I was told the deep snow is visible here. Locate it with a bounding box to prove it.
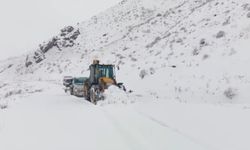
[1,82,250,150]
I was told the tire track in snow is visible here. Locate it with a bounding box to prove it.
[136,110,218,150]
[101,109,149,150]
[101,106,214,150]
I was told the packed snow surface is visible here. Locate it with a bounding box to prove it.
[1,83,250,150]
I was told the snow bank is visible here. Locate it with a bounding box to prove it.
[99,86,135,106]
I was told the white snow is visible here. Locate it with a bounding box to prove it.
[1,82,250,150]
[1,0,250,149]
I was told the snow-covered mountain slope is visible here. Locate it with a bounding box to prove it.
[1,0,250,103]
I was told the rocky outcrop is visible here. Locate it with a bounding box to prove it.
[25,26,80,67]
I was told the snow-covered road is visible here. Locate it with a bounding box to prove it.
[0,83,250,150]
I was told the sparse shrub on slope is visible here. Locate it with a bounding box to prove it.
[216,31,225,38]
[224,88,237,100]
[0,103,8,109]
[139,69,148,79]
[247,12,250,18]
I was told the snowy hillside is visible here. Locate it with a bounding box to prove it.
[1,0,250,150]
[1,0,250,103]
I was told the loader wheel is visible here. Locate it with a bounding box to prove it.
[70,88,73,95]
[83,84,90,101]
[90,87,97,105]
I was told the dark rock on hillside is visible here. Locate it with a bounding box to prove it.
[39,37,58,53]
[25,26,80,67]
[34,50,45,63]
[25,56,33,67]
[70,30,80,40]
[61,26,74,34]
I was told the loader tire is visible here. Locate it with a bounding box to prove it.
[70,88,73,95]
[90,87,97,105]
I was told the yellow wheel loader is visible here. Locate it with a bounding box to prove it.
[83,60,125,104]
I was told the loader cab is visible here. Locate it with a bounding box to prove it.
[89,64,115,85]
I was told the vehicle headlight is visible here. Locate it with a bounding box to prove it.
[74,86,82,92]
